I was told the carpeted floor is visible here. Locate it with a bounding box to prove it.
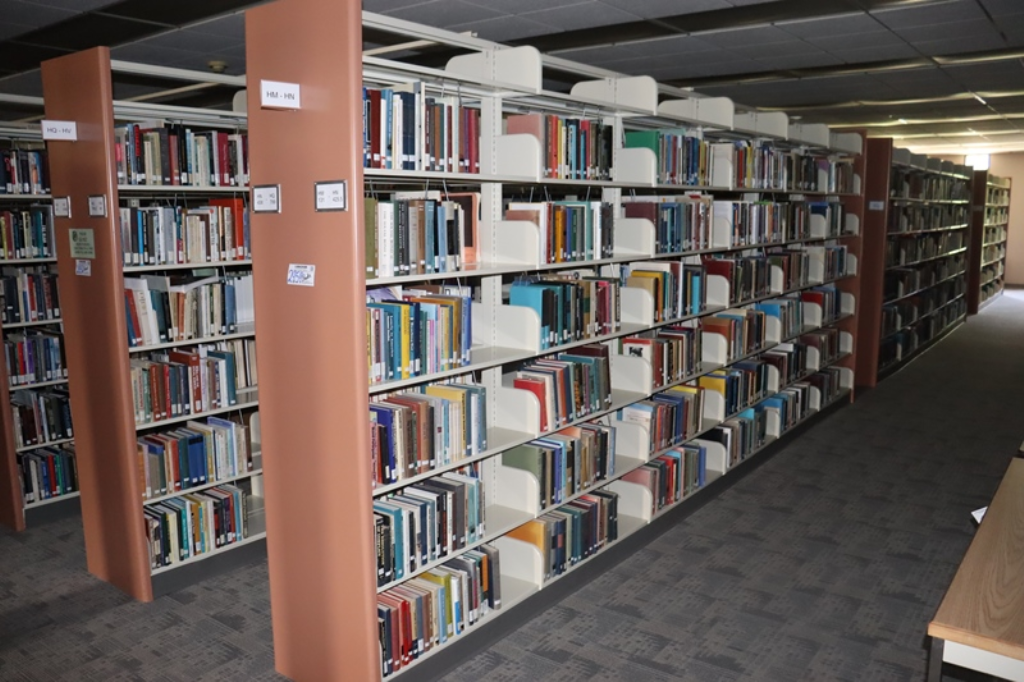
[1,292,1022,682]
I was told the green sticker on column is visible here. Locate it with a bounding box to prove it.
[70,229,95,259]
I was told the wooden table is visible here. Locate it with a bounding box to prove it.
[928,458,1024,681]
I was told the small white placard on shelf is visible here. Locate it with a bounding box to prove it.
[75,259,91,277]
[315,181,347,211]
[87,195,107,217]
[287,263,315,287]
[868,200,885,211]
[253,185,281,213]
[69,228,95,259]
[53,197,71,218]
[41,120,77,141]
[260,80,301,110]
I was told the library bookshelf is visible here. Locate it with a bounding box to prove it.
[856,139,972,388]
[39,49,261,600]
[969,171,1010,313]
[0,126,80,531]
[245,1,865,680]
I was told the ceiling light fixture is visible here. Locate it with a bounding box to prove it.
[974,94,987,105]
[898,118,908,124]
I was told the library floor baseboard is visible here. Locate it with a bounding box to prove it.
[876,316,966,384]
[23,493,80,526]
[150,534,267,598]
[392,395,850,682]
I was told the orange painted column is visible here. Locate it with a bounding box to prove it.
[855,137,893,388]
[246,0,379,679]
[41,48,151,600]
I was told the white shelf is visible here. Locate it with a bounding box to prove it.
[124,259,252,273]
[8,378,68,391]
[150,495,266,576]
[2,318,62,329]
[143,465,264,506]
[118,184,248,194]
[23,490,80,509]
[128,328,256,353]
[16,436,74,454]
[136,395,259,431]
[0,194,51,201]
[0,257,57,265]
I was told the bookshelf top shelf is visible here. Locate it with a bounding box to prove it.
[117,184,248,194]
[889,197,970,205]
[0,194,52,201]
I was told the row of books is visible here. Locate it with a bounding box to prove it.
[624,129,716,186]
[887,204,968,234]
[505,489,619,581]
[622,325,701,388]
[374,468,484,585]
[621,261,706,322]
[1,267,61,325]
[506,200,615,265]
[506,113,613,181]
[985,206,1009,224]
[115,124,249,187]
[757,295,804,341]
[119,200,249,266]
[704,308,768,360]
[138,414,256,501]
[367,285,472,385]
[18,445,78,504]
[621,445,705,514]
[705,256,771,304]
[364,194,479,279]
[802,328,843,366]
[378,544,500,678]
[885,232,965,268]
[763,342,808,387]
[890,168,969,202]
[512,348,613,433]
[0,207,55,260]
[509,275,621,349]
[11,387,72,449]
[983,225,1007,245]
[370,380,488,487]
[502,422,616,509]
[623,196,713,254]
[884,257,966,302]
[620,384,705,453]
[130,341,257,425]
[1,149,48,195]
[789,154,856,194]
[702,361,772,418]
[880,298,966,369]
[769,249,811,292]
[882,279,967,337]
[124,273,255,348]
[363,86,482,174]
[145,482,252,569]
[5,331,66,386]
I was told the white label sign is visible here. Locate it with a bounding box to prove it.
[287,263,315,287]
[253,185,281,213]
[75,259,91,276]
[70,229,96,259]
[87,195,107,217]
[53,197,71,218]
[41,120,78,141]
[260,80,301,110]
[868,200,885,211]
[315,181,347,211]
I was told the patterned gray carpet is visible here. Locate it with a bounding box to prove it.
[1,292,1022,682]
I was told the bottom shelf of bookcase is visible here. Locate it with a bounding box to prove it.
[877,315,966,383]
[979,290,1003,311]
[385,390,853,682]
[150,496,267,598]
[23,491,81,525]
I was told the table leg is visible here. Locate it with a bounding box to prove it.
[928,637,944,681]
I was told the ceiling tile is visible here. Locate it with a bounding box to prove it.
[0,22,33,42]
[803,30,906,51]
[181,12,244,41]
[598,0,730,19]
[697,25,796,48]
[913,34,1009,56]
[364,0,435,11]
[382,0,507,25]
[517,1,642,31]
[777,12,884,39]
[872,0,986,29]
[895,18,1003,43]
[0,0,77,27]
[447,15,554,41]
[461,0,580,13]
[108,42,198,66]
[0,71,43,97]
[138,27,244,53]
[615,35,721,58]
[30,0,113,10]
[980,0,1024,17]
[827,44,922,63]
[751,53,846,70]
[731,40,827,59]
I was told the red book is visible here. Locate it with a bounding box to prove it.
[168,350,202,413]
[209,198,246,259]
[369,89,382,169]
[124,291,143,346]
[514,377,549,432]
